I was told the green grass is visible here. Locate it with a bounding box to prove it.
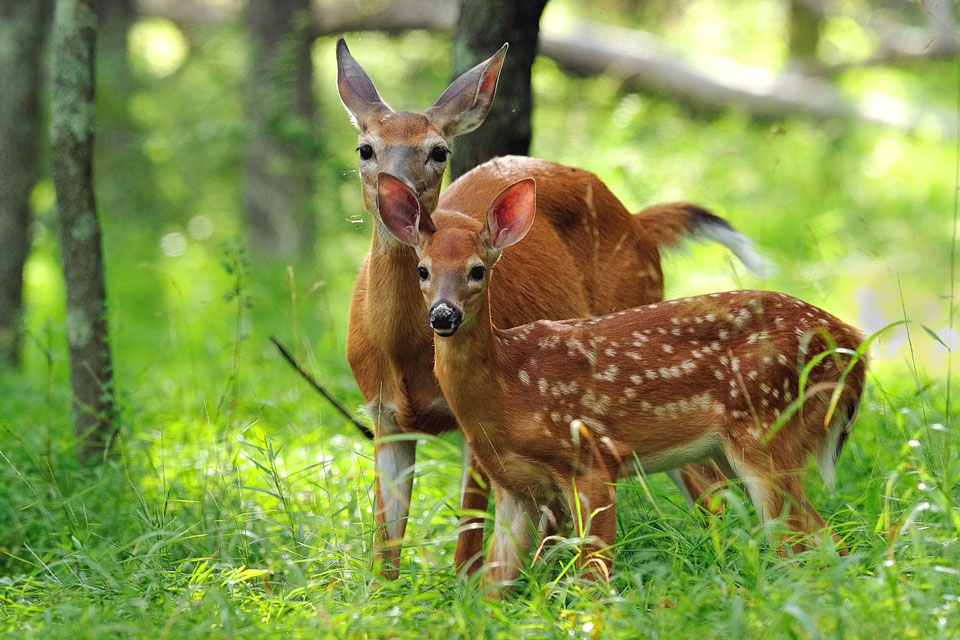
[2,19,959,640]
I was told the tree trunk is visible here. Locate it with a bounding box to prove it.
[449,0,549,180]
[242,0,316,257]
[0,1,50,368]
[50,0,117,461]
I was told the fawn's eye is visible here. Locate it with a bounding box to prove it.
[417,266,430,281]
[358,144,374,160]
[469,265,486,281]
[430,146,449,163]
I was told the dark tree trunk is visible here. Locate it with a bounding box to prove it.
[788,0,822,63]
[449,0,548,180]
[242,0,316,257]
[0,1,51,368]
[50,0,117,461]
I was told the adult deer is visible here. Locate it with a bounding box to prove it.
[336,38,770,578]
[377,173,866,593]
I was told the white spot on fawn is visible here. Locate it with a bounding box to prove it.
[581,389,611,415]
[519,370,531,386]
[594,364,619,382]
[566,338,598,366]
[539,335,561,350]
[551,380,580,397]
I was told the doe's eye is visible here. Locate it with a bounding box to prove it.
[469,265,486,281]
[430,146,449,163]
[358,144,374,160]
[417,266,430,281]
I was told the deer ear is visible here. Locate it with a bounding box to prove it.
[484,178,536,250]
[336,37,393,131]
[377,173,436,246]
[423,43,508,138]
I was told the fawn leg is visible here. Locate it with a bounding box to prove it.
[671,462,729,514]
[720,448,844,557]
[767,473,846,556]
[374,435,416,579]
[454,438,490,577]
[571,479,617,581]
[485,489,539,596]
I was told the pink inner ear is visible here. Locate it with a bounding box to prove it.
[489,179,536,249]
[479,60,501,98]
[479,45,506,99]
[377,173,423,246]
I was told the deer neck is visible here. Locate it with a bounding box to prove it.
[365,225,433,360]
[434,293,508,439]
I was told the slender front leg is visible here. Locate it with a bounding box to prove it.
[669,461,728,514]
[454,438,490,577]
[571,477,617,581]
[374,433,417,579]
[485,489,538,597]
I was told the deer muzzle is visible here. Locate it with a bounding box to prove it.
[429,302,462,336]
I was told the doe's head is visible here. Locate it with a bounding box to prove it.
[376,172,536,336]
[336,37,508,217]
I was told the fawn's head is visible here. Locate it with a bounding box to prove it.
[376,172,536,336]
[337,38,508,218]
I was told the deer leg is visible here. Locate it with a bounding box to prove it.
[485,489,538,597]
[766,473,846,556]
[539,497,572,539]
[454,438,490,577]
[374,436,416,579]
[671,462,729,514]
[720,446,844,557]
[571,477,616,581]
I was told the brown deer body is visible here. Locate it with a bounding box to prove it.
[336,38,770,578]
[376,174,867,591]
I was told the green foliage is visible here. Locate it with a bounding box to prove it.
[2,10,958,639]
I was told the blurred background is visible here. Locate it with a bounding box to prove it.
[0,0,957,632]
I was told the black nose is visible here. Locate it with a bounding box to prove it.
[429,302,462,335]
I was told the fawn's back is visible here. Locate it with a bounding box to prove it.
[450,291,865,487]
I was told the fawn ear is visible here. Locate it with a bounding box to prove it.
[424,43,508,138]
[377,173,436,246]
[484,178,536,250]
[336,37,393,131]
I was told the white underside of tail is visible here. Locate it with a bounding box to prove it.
[697,222,778,278]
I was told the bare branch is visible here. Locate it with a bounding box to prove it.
[140,0,955,136]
